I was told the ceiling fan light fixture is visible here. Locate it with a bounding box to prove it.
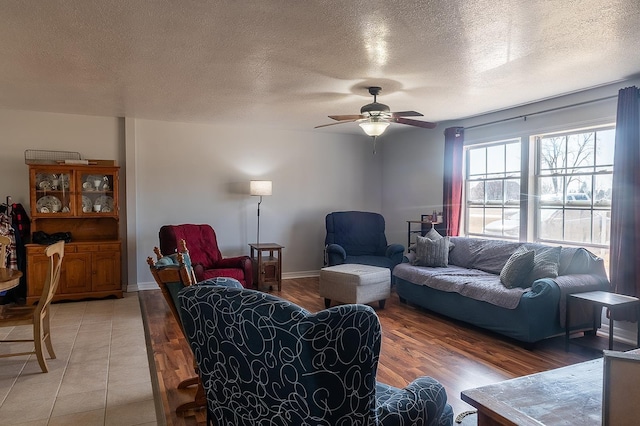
[359,119,390,137]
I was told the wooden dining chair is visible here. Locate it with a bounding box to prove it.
[147,239,205,414]
[0,240,64,373]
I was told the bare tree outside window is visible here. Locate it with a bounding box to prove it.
[536,127,614,270]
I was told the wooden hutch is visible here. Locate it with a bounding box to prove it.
[25,161,122,304]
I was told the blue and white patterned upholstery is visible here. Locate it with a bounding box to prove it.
[179,285,453,426]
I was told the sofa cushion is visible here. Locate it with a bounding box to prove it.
[414,235,450,267]
[500,246,536,289]
[449,237,523,274]
[529,246,561,283]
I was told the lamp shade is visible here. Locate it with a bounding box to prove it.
[250,180,272,196]
[359,120,390,137]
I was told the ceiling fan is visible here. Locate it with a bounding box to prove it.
[315,86,437,138]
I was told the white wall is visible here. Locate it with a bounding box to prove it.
[0,110,123,208]
[4,77,640,292]
[380,126,448,247]
[132,119,382,287]
[0,109,384,289]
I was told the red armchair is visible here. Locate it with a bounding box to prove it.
[159,224,253,288]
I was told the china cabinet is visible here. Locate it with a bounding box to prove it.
[25,163,122,304]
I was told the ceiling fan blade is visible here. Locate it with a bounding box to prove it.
[390,111,423,118]
[392,117,437,129]
[314,119,359,129]
[328,114,365,121]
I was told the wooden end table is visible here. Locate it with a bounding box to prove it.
[249,243,283,291]
[566,291,640,351]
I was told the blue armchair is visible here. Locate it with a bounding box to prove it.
[179,284,453,425]
[325,211,405,270]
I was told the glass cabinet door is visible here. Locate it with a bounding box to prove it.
[33,170,73,216]
[78,170,117,216]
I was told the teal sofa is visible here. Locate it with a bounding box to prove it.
[393,237,610,344]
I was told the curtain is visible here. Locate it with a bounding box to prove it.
[442,127,464,236]
[609,86,640,321]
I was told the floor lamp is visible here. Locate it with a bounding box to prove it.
[250,180,272,246]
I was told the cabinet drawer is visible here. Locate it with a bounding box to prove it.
[27,244,77,254]
[76,243,120,253]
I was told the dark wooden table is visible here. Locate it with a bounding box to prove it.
[566,291,640,351]
[462,348,640,425]
[249,243,284,291]
[0,268,22,292]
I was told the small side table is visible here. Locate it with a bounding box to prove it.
[566,291,640,351]
[249,243,284,291]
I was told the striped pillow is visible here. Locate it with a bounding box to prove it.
[415,235,450,267]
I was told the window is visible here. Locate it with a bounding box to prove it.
[463,125,614,270]
[465,139,522,239]
[536,127,614,263]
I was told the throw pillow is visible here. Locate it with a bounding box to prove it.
[425,228,443,241]
[424,227,455,250]
[500,246,535,289]
[528,246,562,283]
[414,235,450,267]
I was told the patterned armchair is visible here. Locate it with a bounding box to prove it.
[325,211,405,270]
[179,284,453,426]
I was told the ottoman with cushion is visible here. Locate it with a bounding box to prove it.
[320,264,391,309]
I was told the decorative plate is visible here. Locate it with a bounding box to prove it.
[36,195,62,213]
[82,196,93,213]
[94,195,114,212]
[82,181,92,190]
[35,173,54,190]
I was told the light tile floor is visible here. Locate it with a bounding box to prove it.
[0,293,159,426]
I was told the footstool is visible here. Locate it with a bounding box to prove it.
[319,264,390,309]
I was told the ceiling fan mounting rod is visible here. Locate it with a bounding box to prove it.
[368,86,382,102]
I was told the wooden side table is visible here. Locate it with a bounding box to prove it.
[566,290,640,351]
[249,243,283,291]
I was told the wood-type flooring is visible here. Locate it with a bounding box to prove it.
[139,276,600,426]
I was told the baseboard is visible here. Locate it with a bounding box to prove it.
[282,270,320,279]
[128,281,158,292]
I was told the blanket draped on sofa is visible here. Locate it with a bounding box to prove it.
[394,237,610,343]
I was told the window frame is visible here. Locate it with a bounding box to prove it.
[533,125,614,250]
[464,138,523,240]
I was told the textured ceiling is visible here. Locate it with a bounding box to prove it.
[1,0,639,134]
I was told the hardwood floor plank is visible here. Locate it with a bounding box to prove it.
[140,276,599,424]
